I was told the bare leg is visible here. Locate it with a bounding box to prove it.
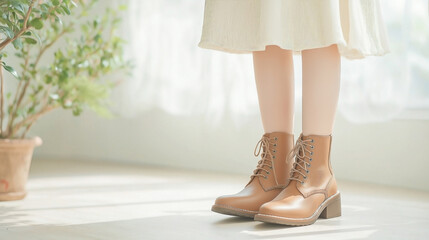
[302,44,341,136]
[252,45,295,134]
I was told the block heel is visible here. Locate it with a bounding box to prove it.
[320,193,341,219]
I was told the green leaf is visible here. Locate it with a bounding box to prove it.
[45,75,53,84]
[72,106,83,116]
[0,26,14,39]
[94,34,101,43]
[61,6,71,15]
[40,3,49,11]
[14,6,24,14]
[16,108,26,118]
[25,38,37,44]
[56,7,64,15]
[30,18,44,30]
[12,38,23,49]
[54,15,63,25]
[3,65,19,79]
[93,19,99,28]
[28,106,36,114]
[29,30,41,43]
[52,0,60,6]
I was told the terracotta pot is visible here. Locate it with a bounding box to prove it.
[0,137,42,201]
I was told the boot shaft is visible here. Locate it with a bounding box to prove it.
[290,133,337,197]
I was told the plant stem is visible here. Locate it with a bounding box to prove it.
[8,78,30,134]
[34,28,68,68]
[0,0,36,51]
[0,64,4,137]
[6,47,29,132]
[21,121,34,139]
[8,27,69,135]
[9,105,55,138]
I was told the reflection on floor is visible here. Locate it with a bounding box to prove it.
[0,159,428,240]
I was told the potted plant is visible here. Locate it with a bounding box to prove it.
[0,0,129,201]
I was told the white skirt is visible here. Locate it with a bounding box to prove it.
[198,0,390,59]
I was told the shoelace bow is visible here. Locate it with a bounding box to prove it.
[251,136,275,179]
[287,137,314,184]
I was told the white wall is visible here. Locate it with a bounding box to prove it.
[18,0,429,192]
[31,106,429,192]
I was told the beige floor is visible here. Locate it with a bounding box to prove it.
[0,159,428,240]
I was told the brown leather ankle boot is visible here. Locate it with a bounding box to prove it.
[211,132,294,218]
[254,133,341,225]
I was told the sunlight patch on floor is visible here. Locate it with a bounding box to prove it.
[1,159,428,240]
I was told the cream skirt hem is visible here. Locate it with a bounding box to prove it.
[198,0,390,60]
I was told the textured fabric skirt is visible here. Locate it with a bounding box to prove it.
[198,0,390,59]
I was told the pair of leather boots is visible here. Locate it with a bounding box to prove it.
[211,132,341,226]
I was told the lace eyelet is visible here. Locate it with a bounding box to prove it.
[274,144,277,147]
[310,152,313,155]
[264,176,268,179]
[310,145,314,149]
[273,156,276,159]
[273,150,276,153]
[301,182,304,185]
[306,170,309,173]
[310,158,313,161]
[304,176,307,179]
[274,137,278,140]
[266,172,270,175]
[311,139,314,143]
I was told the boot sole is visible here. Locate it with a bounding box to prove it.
[254,192,341,226]
[211,204,258,218]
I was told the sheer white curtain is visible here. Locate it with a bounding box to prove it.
[338,0,427,123]
[114,0,426,125]
[113,0,258,127]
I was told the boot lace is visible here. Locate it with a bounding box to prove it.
[287,136,314,184]
[250,135,277,179]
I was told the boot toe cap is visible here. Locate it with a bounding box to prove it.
[214,195,258,212]
[259,200,291,216]
[259,195,325,219]
[259,199,310,218]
